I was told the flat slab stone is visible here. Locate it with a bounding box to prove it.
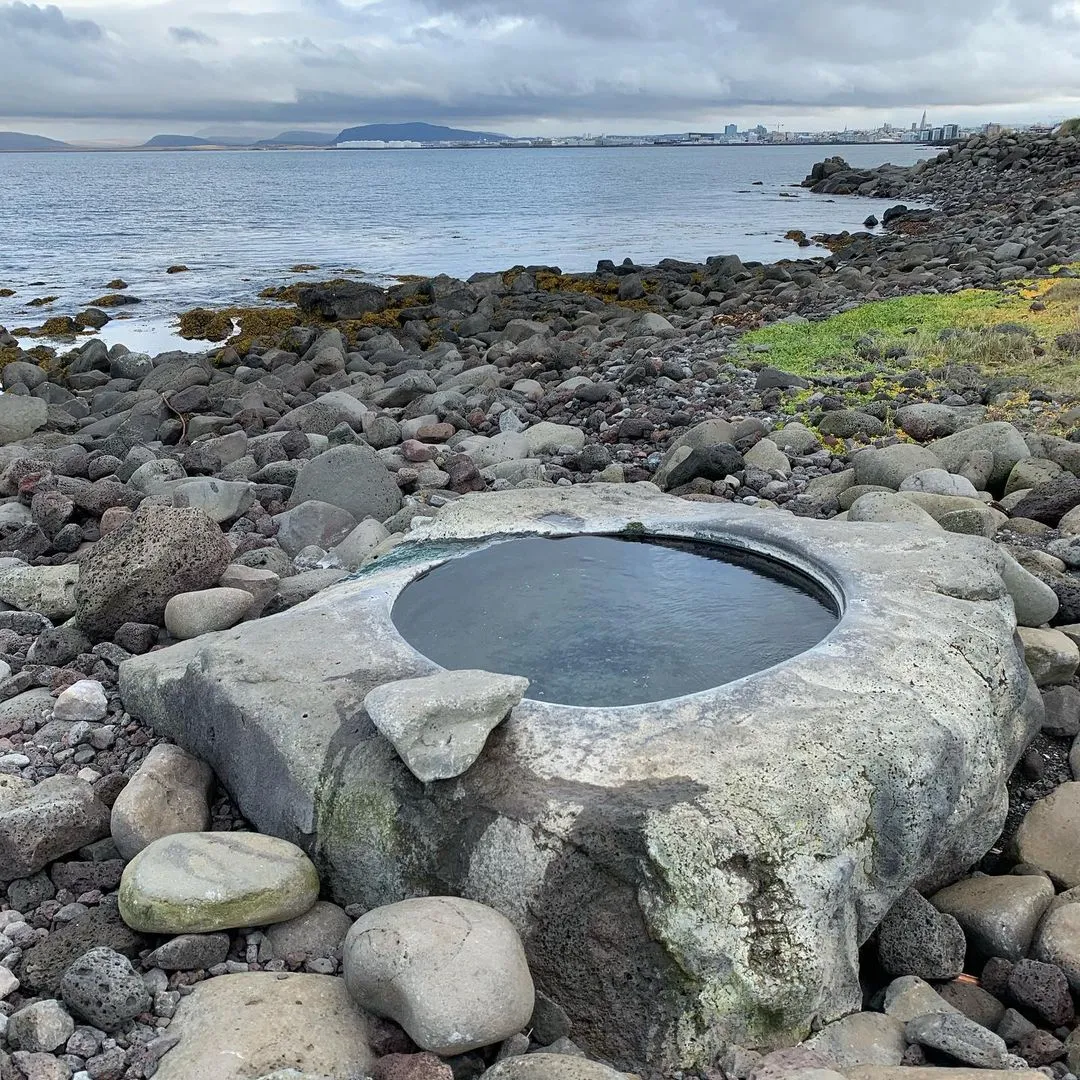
[119,485,1038,1074]
[153,972,374,1080]
[118,831,320,933]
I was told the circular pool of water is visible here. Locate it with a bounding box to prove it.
[391,534,840,707]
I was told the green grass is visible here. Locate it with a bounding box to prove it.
[737,273,1080,391]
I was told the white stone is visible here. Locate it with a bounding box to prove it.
[164,587,254,640]
[524,422,586,456]
[53,680,107,724]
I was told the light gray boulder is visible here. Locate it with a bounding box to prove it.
[343,896,534,1055]
[899,469,979,498]
[0,395,47,445]
[1016,782,1080,887]
[164,587,254,640]
[1000,551,1060,627]
[0,563,79,620]
[167,478,256,523]
[744,439,792,477]
[53,679,107,723]
[273,501,357,558]
[1018,627,1079,686]
[932,874,1054,960]
[847,492,941,528]
[773,423,820,457]
[929,422,1032,491]
[524,422,586,456]
[118,486,1038,1074]
[896,403,985,441]
[364,670,529,782]
[804,1011,906,1066]
[330,519,391,570]
[1032,902,1080,991]
[110,743,214,859]
[481,1057,630,1080]
[219,564,279,618]
[852,444,944,490]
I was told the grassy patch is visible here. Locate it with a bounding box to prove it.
[737,272,1080,390]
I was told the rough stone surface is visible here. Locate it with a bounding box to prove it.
[118,831,320,933]
[0,775,109,877]
[75,506,232,640]
[0,563,79,620]
[364,670,529,782]
[876,888,966,980]
[265,901,353,961]
[6,999,74,1053]
[109,743,214,859]
[0,395,48,445]
[1032,902,1080,992]
[480,1057,629,1080]
[804,1012,906,1066]
[343,896,535,1056]
[904,1012,1008,1068]
[1018,627,1080,686]
[117,486,1038,1074]
[59,946,151,1031]
[153,973,375,1080]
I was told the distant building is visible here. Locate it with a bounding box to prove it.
[754,124,768,136]
[984,123,1004,136]
[943,124,960,140]
[724,124,738,137]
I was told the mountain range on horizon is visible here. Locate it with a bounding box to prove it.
[0,123,511,152]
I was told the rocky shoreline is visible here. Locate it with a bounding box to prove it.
[1,127,1080,1080]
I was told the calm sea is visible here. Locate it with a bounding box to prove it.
[0,144,933,350]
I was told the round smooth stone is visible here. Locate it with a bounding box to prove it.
[118,831,319,933]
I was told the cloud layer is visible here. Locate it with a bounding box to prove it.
[3,0,1080,136]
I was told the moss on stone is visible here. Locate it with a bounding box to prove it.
[27,296,58,307]
[90,293,136,307]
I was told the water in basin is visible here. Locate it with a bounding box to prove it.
[391,534,839,707]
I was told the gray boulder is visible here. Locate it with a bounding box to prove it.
[653,420,735,489]
[153,973,374,1080]
[0,563,79,620]
[0,395,47,445]
[343,896,534,1055]
[904,1011,1008,1068]
[117,486,1038,1074]
[167,478,255,523]
[75,505,231,640]
[364,670,529,782]
[481,1057,629,1080]
[895,403,985,441]
[932,874,1054,960]
[273,501,358,558]
[60,946,151,1031]
[0,774,109,877]
[929,422,1032,491]
[264,901,353,961]
[144,932,230,970]
[288,444,402,523]
[852,444,944,490]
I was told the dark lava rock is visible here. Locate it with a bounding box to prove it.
[1011,476,1080,525]
[756,366,810,391]
[663,444,746,488]
[877,888,966,980]
[19,899,146,995]
[1007,958,1076,1027]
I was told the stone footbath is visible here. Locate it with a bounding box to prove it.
[119,484,1041,1074]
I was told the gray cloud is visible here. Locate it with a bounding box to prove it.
[0,1,101,40]
[168,25,216,45]
[0,0,1078,136]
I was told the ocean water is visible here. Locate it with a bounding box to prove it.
[0,143,933,349]
[392,534,839,706]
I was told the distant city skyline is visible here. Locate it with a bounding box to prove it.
[3,0,1080,143]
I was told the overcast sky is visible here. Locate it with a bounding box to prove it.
[3,0,1080,141]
